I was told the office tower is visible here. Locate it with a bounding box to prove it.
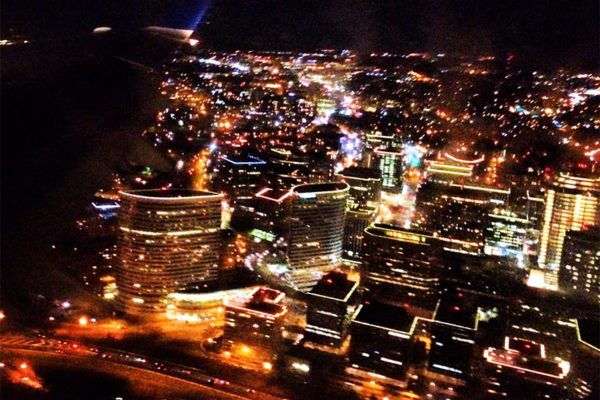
[253,187,293,236]
[428,289,479,379]
[223,287,287,354]
[484,209,529,261]
[418,182,510,255]
[336,167,382,211]
[336,167,381,262]
[116,189,223,314]
[216,154,266,211]
[558,227,600,299]
[424,155,476,184]
[287,182,349,290]
[482,337,571,399]
[343,211,376,262]
[362,223,440,306]
[538,174,600,270]
[305,269,359,347]
[349,301,417,380]
[267,148,311,188]
[373,147,403,192]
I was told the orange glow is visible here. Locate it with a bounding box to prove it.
[78,316,89,326]
[262,361,273,371]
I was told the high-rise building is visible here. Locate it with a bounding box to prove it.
[287,182,349,290]
[482,337,571,399]
[428,289,479,379]
[349,300,417,380]
[215,154,266,211]
[116,189,223,314]
[484,209,529,262]
[223,287,287,354]
[343,210,376,262]
[253,187,293,237]
[418,182,510,255]
[558,227,600,299]
[373,147,403,192]
[336,167,381,262]
[305,269,359,347]
[362,223,440,307]
[336,167,382,211]
[538,174,600,270]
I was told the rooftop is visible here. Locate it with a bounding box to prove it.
[365,223,433,244]
[353,300,415,334]
[121,189,222,200]
[433,289,478,330]
[336,166,381,180]
[308,270,358,302]
[293,182,349,194]
[225,287,287,318]
[566,227,600,244]
[221,154,266,165]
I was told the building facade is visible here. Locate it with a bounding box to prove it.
[362,223,440,306]
[558,227,600,299]
[305,269,359,347]
[116,189,223,314]
[287,182,349,290]
[336,167,381,262]
[538,174,600,270]
[223,287,287,353]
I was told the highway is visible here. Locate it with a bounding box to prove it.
[0,333,284,400]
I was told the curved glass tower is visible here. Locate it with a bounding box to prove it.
[287,182,349,291]
[116,189,223,314]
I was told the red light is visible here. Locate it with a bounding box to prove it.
[453,306,461,311]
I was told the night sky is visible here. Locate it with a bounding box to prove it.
[2,0,599,68]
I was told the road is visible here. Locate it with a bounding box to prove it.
[0,333,284,400]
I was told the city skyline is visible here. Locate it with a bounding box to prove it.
[1,1,599,399]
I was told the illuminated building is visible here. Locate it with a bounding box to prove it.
[305,269,359,347]
[427,289,479,379]
[116,189,223,314]
[424,153,480,184]
[343,210,376,262]
[484,209,529,261]
[267,148,310,188]
[373,147,403,191]
[165,287,247,323]
[349,300,417,379]
[526,190,545,231]
[362,223,440,306]
[223,287,287,352]
[558,227,600,299]
[336,167,381,262]
[253,187,293,237]
[538,174,600,273]
[316,97,336,116]
[418,182,510,255]
[482,337,571,399]
[287,182,349,290]
[215,154,266,210]
[336,167,382,211]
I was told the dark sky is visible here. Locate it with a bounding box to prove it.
[199,0,599,68]
[1,0,598,68]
